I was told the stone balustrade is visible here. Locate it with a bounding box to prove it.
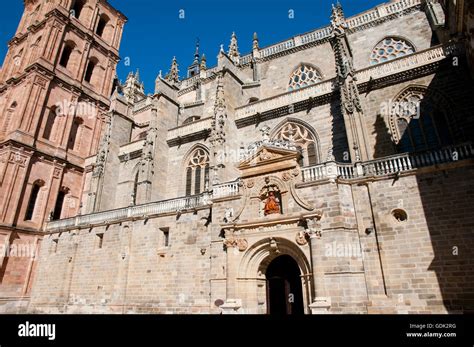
[239,55,253,65]
[46,193,211,232]
[180,75,200,88]
[302,143,474,182]
[46,144,473,232]
[346,0,422,29]
[179,67,219,88]
[260,39,296,58]
[166,117,213,144]
[238,0,420,64]
[212,181,241,199]
[362,143,474,176]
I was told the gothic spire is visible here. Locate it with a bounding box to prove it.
[165,56,180,83]
[123,68,145,103]
[228,32,240,64]
[193,38,200,65]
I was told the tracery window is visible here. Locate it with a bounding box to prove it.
[370,37,415,65]
[288,65,322,91]
[389,88,453,153]
[275,123,319,166]
[185,148,210,196]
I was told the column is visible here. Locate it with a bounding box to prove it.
[220,228,242,314]
[306,217,331,314]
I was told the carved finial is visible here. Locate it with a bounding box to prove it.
[331,1,347,35]
[228,32,240,64]
[165,56,180,83]
[200,53,207,71]
[253,32,259,50]
[326,148,335,162]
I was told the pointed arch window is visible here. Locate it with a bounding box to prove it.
[389,88,454,153]
[185,148,210,196]
[370,37,415,65]
[288,64,322,91]
[274,122,320,166]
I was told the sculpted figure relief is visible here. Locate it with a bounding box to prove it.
[264,191,281,216]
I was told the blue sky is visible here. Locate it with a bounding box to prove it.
[0,0,383,93]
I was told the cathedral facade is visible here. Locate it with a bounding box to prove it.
[1,0,474,314]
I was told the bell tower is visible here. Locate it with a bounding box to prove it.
[0,0,126,300]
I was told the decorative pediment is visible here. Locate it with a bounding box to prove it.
[238,145,300,178]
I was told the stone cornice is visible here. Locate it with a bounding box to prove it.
[219,212,322,233]
[0,139,85,173]
[0,60,112,110]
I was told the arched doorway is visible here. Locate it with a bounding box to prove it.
[266,255,304,315]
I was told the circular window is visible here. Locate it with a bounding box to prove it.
[392,209,408,222]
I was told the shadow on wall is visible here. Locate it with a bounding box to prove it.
[419,57,474,313]
[330,95,350,161]
[372,113,395,159]
[370,51,474,312]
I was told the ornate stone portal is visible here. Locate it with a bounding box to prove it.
[219,136,328,314]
